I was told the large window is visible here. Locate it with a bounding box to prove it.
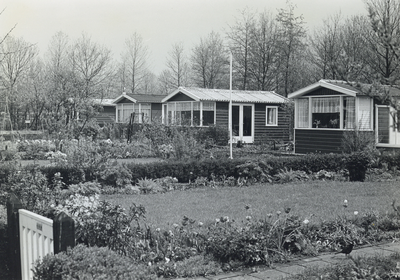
[165,101,215,126]
[312,97,340,128]
[296,96,369,130]
[116,103,151,123]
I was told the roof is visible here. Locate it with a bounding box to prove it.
[162,87,290,104]
[93,99,116,106]
[113,93,165,104]
[288,79,400,99]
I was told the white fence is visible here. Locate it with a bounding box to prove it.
[19,209,54,280]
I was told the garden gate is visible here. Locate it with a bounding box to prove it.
[19,209,54,280]
[7,194,75,280]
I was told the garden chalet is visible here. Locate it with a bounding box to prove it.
[161,87,291,144]
[112,92,165,124]
[288,80,400,153]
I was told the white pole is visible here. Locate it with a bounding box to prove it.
[229,52,233,159]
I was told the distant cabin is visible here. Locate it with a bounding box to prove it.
[93,99,116,126]
[112,93,165,124]
[161,87,292,144]
[288,80,400,153]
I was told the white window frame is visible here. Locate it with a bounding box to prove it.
[295,95,373,131]
[164,101,216,127]
[265,106,278,126]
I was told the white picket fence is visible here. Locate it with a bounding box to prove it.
[19,209,54,280]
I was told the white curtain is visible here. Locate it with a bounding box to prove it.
[312,97,340,113]
[345,97,355,129]
[297,98,309,128]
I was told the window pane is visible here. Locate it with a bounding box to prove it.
[312,97,340,129]
[203,111,214,126]
[344,97,355,129]
[243,106,252,136]
[358,97,371,130]
[202,102,215,126]
[297,99,309,128]
[266,107,277,125]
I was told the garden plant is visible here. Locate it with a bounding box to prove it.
[0,126,399,279]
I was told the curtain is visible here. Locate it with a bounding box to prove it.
[297,98,309,128]
[312,97,340,113]
[345,97,355,129]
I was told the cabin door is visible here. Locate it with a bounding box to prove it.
[232,104,254,143]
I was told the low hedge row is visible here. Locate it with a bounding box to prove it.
[8,151,397,187]
[34,153,352,186]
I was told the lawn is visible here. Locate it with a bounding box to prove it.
[103,180,400,229]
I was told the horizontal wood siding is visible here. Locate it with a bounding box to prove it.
[254,104,291,144]
[168,93,195,101]
[304,88,345,96]
[216,102,229,128]
[295,129,344,153]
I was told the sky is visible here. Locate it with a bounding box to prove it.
[1,0,368,75]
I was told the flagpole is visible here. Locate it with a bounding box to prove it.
[229,52,233,159]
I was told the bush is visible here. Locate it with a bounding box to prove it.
[32,244,156,280]
[346,152,371,182]
[52,194,146,254]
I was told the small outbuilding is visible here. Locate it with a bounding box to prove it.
[161,87,292,144]
[288,79,400,153]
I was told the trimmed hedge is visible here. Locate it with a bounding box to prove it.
[33,153,350,186]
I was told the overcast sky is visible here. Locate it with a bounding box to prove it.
[2,0,367,75]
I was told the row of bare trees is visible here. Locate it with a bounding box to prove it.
[0,0,399,135]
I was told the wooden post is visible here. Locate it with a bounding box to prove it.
[53,212,75,254]
[7,193,23,280]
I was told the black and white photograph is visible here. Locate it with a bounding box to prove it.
[1,0,400,279]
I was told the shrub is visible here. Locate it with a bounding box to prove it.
[97,160,133,188]
[346,152,372,182]
[32,244,156,280]
[52,194,146,254]
[341,128,376,154]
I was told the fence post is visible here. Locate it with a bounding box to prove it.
[53,212,75,254]
[6,193,23,280]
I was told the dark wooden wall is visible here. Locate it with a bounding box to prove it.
[294,129,344,153]
[254,103,292,144]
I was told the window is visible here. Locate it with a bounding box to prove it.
[116,104,134,123]
[266,106,278,126]
[344,97,355,129]
[295,96,372,130]
[165,101,215,126]
[116,103,152,123]
[297,99,309,128]
[202,102,215,126]
[312,97,340,128]
[358,97,372,130]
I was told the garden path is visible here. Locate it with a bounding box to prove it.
[182,242,400,280]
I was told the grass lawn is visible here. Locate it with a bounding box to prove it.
[103,180,400,229]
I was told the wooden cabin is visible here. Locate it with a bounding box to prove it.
[161,87,292,144]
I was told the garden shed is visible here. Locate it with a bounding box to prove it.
[161,87,292,144]
[288,79,400,154]
[112,93,165,124]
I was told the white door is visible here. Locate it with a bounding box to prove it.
[231,104,254,143]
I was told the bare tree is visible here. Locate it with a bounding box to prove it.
[121,33,149,94]
[365,0,400,84]
[69,33,113,99]
[248,11,280,91]
[166,42,190,88]
[191,31,229,89]
[275,1,307,96]
[0,36,37,129]
[227,9,255,90]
